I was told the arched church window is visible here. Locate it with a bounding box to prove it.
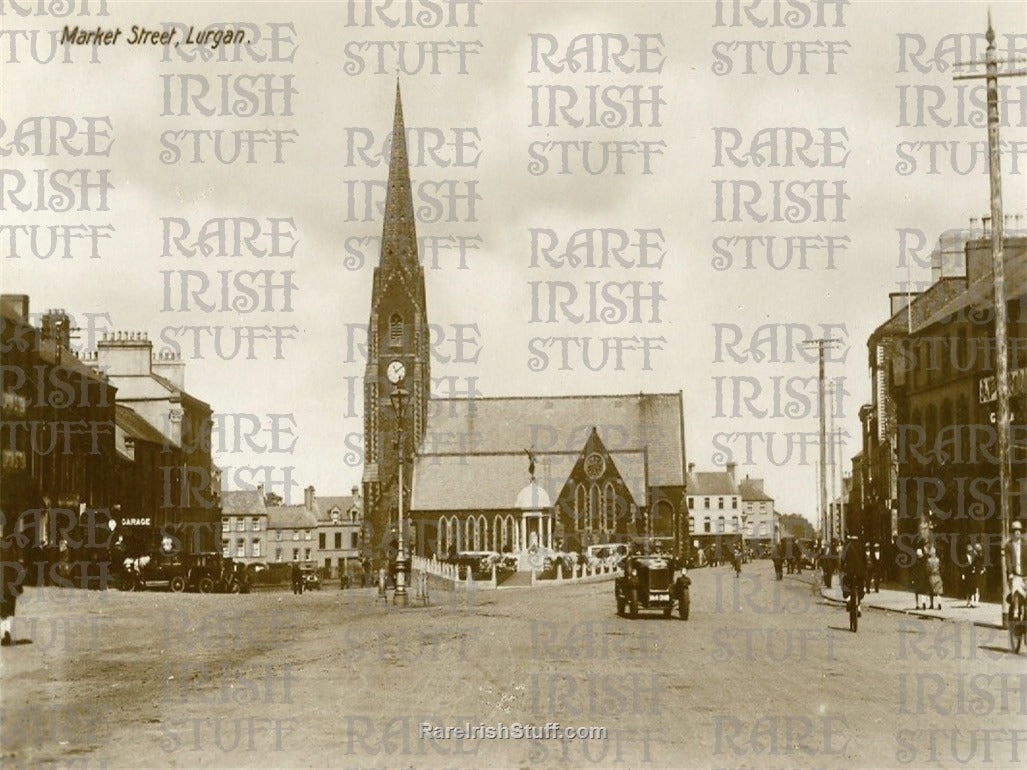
[438,516,447,555]
[465,517,473,551]
[389,313,403,348]
[478,515,487,551]
[575,483,586,531]
[588,484,599,533]
[603,481,616,531]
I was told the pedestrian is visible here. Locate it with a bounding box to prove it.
[962,542,978,608]
[1,537,25,647]
[291,560,303,595]
[971,543,984,607]
[926,546,943,610]
[912,547,927,609]
[772,540,784,581]
[1004,520,1026,611]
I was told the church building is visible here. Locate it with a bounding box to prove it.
[360,85,688,567]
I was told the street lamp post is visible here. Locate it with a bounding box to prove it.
[390,383,410,608]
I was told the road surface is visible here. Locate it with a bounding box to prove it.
[2,560,1024,768]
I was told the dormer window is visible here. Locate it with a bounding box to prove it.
[389,313,403,348]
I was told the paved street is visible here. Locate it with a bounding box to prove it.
[2,560,1025,769]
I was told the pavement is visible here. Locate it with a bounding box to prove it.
[815,575,1005,629]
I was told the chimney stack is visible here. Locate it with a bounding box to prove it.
[687,462,696,474]
[257,483,265,502]
[304,485,315,511]
[1,295,29,322]
[726,462,736,480]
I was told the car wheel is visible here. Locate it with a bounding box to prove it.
[197,577,214,594]
[629,590,639,619]
[119,574,135,591]
[169,576,186,593]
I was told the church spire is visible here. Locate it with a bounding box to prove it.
[381,80,418,270]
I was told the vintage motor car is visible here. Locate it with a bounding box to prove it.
[615,554,690,619]
[186,552,227,593]
[121,552,189,592]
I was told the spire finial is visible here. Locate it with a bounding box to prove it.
[986,10,995,46]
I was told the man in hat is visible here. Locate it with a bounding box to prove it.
[840,533,867,617]
[1005,520,1026,617]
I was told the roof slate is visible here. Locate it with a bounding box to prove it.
[739,477,773,502]
[411,450,648,512]
[688,472,738,496]
[222,490,268,516]
[267,505,320,529]
[115,404,167,445]
[417,393,684,484]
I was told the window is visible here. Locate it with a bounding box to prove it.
[319,533,326,549]
[324,558,331,569]
[236,538,245,556]
[275,548,282,562]
[732,498,738,509]
[292,548,299,561]
[731,516,738,532]
[304,548,311,560]
[293,531,300,541]
[252,539,261,558]
[305,530,312,541]
[222,539,230,555]
[718,497,724,509]
[389,313,403,347]
[704,497,710,509]
[703,518,711,533]
[222,518,230,530]
[717,516,725,533]
[335,533,342,549]
[689,518,696,533]
[688,497,694,509]
[275,530,282,541]
[236,518,245,531]
[252,517,260,531]
[351,532,358,548]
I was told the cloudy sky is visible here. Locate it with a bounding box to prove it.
[4,0,1025,524]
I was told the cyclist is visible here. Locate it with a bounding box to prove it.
[1005,520,1026,621]
[840,533,867,618]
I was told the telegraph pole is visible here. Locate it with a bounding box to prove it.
[954,15,1026,626]
[803,338,841,549]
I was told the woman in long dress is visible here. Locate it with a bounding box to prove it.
[926,546,944,610]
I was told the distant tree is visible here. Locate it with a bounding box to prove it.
[778,513,815,541]
[265,491,283,507]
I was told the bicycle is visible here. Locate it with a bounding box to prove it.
[1009,576,1025,654]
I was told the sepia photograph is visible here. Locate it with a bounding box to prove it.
[1,0,1026,767]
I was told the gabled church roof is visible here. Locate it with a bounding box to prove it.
[417,393,684,486]
[410,449,648,512]
[409,393,684,511]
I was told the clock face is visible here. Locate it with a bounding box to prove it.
[386,360,406,384]
[584,453,606,480]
